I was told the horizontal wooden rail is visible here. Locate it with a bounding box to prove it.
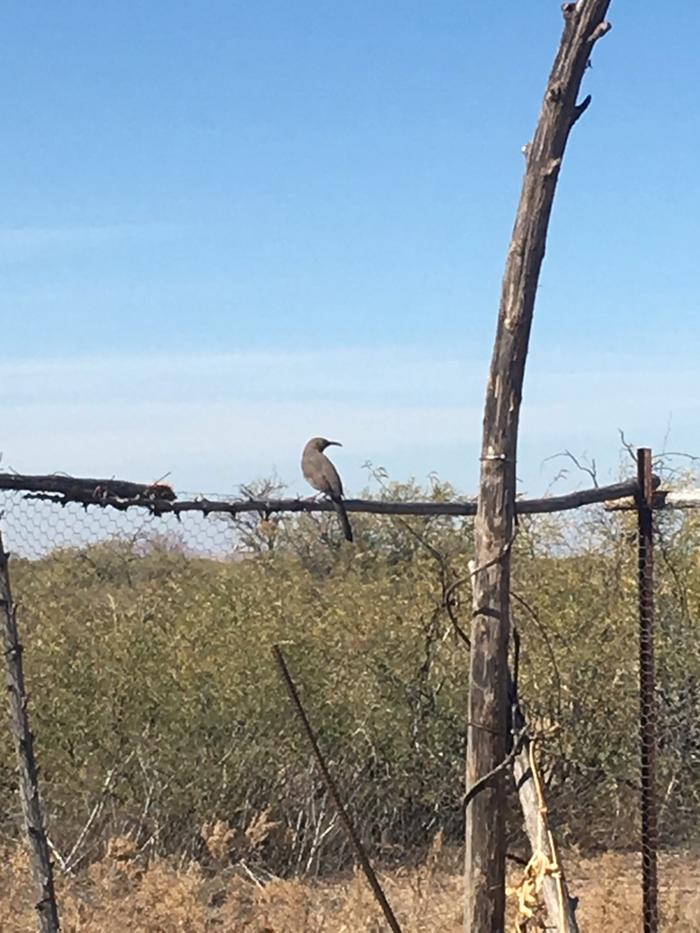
[0,472,175,501]
[605,489,700,511]
[0,471,661,518]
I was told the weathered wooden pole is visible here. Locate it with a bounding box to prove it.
[465,3,612,930]
[1,530,61,932]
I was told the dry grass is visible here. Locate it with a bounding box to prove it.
[2,840,699,932]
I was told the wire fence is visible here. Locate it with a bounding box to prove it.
[1,476,699,928]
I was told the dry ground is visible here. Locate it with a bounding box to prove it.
[2,840,699,932]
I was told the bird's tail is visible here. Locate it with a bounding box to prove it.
[332,496,354,542]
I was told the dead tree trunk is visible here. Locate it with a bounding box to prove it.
[465,3,612,931]
[1,530,60,932]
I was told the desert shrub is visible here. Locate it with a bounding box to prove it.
[1,479,698,874]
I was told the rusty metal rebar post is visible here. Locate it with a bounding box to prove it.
[636,448,658,933]
[272,644,402,933]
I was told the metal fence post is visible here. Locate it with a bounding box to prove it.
[636,447,658,933]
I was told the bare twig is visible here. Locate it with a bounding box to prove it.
[62,752,134,873]
[619,429,637,464]
[543,449,599,487]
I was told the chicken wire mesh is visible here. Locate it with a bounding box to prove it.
[0,485,698,916]
[0,487,469,880]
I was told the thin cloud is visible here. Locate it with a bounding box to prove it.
[0,223,183,263]
[1,349,697,495]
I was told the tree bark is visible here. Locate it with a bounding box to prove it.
[0,471,175,501]
[1,530,61,932]
[606,487,697,511]
[7,476,647,517]
[465,3,612,930]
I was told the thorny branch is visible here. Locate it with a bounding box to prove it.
[2,471,656,519]
[1,531,61,932]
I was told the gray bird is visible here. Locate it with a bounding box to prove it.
[301,437,353,542]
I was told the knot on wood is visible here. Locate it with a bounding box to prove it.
[543,158,561,177]
[589,20,612,43]
[561,2,577,15]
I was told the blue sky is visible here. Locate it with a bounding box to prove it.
[2,2,698,497]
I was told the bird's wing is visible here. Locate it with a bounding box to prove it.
[321,455,344,498]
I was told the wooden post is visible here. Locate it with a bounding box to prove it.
[0,530,60,932]
[465,3,612,930]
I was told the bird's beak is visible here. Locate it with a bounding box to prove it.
[328,441,342,447]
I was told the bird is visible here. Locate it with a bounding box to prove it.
[301,437,353,542]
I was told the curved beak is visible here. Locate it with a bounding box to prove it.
[327,440,342,447]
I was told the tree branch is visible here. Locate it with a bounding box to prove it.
[6,475,654,518]
[0,471,175,501]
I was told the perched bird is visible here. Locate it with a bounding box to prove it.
[301,437,353,542]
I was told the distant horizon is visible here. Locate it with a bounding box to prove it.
[2,344,695,500]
